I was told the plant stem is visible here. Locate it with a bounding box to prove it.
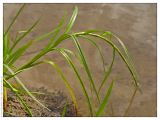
[3,87,8,112]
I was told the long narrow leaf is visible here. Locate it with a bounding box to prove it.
[6,41,33,65]
[96,80,114,116]
[64,6,78,34]
[43,60,78,113]
[113,34,139,85]
[5,61,43,80]
[61,102,67,117]
[73,31,139,88]
[10,19,40,51]
[77,33,139,88]
[4,4,25,36]
[3,33,10,57]
[47,31,137,90]
[18,13,66,71]
[3,79,32,116]
[3,64,50,111]
[71,35,100,103]
[79,35,106,73]
[53,48,93,116]
[98,48,115,94]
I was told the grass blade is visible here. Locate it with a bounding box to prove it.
[53,48,93,116]
[4,4,25,36]
[43,60,78,113]
[113,34,139,86]
[78,35,106,73]
[3,79,32,116]
[10,19,39,51]
[5,61,43,81]
[98,48,115,94]
[71,35,100,103]
[79,33,139,88]
[61,102,67,117]
[96,80,114,116]
[64,6,78,34]
[73,31,139,88]
[17,14,66,71]
[34,29,58,42]
[6,40,33,65]
[3,64,50,111]
[3,33,10,57]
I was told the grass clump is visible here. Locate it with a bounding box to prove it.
[3,4,140,117]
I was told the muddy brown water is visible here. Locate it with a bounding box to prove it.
[4,3,157,116]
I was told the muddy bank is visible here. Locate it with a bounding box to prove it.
[4,87,77,117]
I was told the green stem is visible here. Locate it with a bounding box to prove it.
[3,87,8,112]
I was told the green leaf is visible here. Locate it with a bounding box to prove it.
[10,19,40,51]
[3,79,32,116]
[98,48,115,94]
[7,40,33,65]
[34,30,57,42]
[4,4,25,36]
[4,61,43,81]
[78,35,106,73]
[77,32,139,88]
[71,35,100,103]
[53,48,93,116]
[96,80,114,116]
[17,13,66,71]
[113,34,139,87]
[3,64,50,111]
[64,6,78,34]
[3,33,10,61]
[43,60,78,112]
[61,102,67,117]
[3,33,9,55]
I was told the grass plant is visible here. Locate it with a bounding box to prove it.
[3,4,140,116]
